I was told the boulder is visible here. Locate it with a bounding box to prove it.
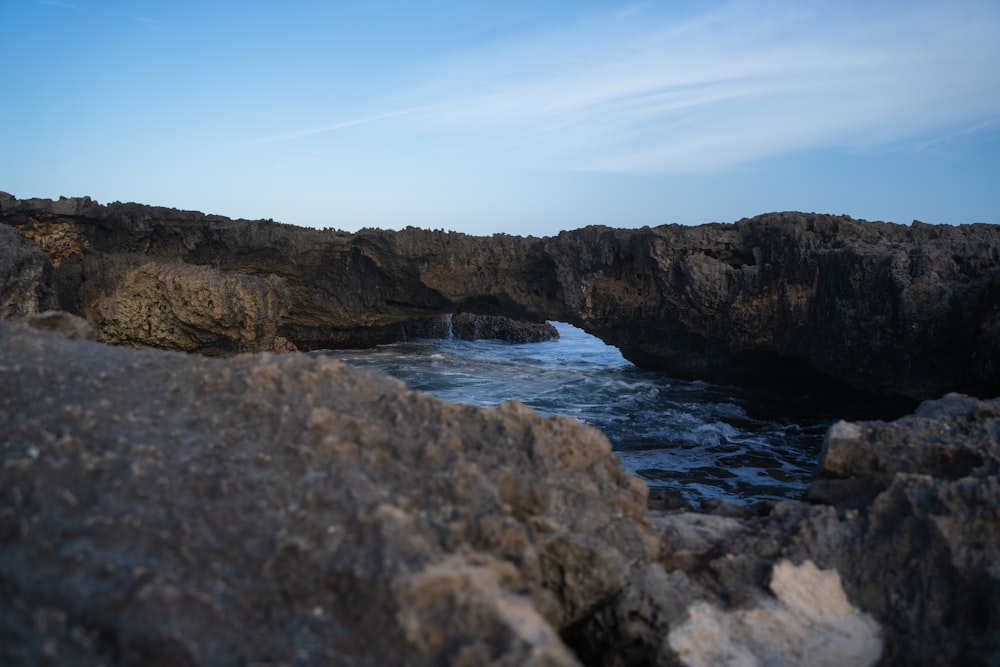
[0,320,653,666]
[572,393,1000,666]
[81,258,296,354]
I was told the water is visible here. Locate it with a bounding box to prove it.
[331,322,831,506]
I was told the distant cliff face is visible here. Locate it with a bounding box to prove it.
[2,192,999,401]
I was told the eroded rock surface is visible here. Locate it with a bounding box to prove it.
[81,258,295,354]
[573,393,1000,666]
[402,313,560,343]
[3,194,999,399]
[0,222,56,317]
[0,321,653,666]
[1,320,998,666]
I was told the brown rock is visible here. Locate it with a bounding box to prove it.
[0,321,653,666]
[3,194,998,400]
[82,259,295,354]
[0,223,56,317]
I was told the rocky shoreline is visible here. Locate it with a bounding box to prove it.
[2,316,998,665]
[3,193,998,400]
[2,195,999,665]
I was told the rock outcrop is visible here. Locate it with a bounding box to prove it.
[573,392,1000,666]
[0,320,652,666]
[0,223,56,317]
[2,194,998,400]
[3,320,998,665]
[402,313,560,343]
[82,258,295,354]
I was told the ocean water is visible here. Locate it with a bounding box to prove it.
[332,322,831,506]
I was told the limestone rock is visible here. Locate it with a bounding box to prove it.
[568,394,1000,666]
[0,223,56,317]
[0,321,653,666]
[3,195,998,399]
[83,259,295,354]
[451,313,559,343]
[667,560,881,667]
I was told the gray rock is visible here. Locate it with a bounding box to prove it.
[0,223,56,317]
[574,394,1000,666]
[401,313,559,343]
[0,321,654,666]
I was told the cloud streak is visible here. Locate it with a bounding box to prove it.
[399,0,1000,172]
[244,108,424,146]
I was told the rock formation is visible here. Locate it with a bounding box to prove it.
[2,193,998,401]
[573,391,1000,666]
[0,318,652,666]
[0,222,56,317]
[83,258,295,354]
[3,320,999,665]
[401,313,560,343]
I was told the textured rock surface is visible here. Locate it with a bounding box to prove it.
[573,393,1000,666]
[82,258,295,354]
[666,560,881,667]
[2,319,998,666]
[402,313,560,343]
[0,222,56,317]
[0,320,653,666]
[3,194,999,399]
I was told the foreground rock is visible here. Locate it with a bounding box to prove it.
[3,194,998,401]
[4,320,999,665]
[0,320,653,666]
[575,393,1000,666]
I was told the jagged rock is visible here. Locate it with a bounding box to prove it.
[2,195,998,399]
[452,313,559,343]
[4,196,1000,400]
[0,223,56,317]
[666,560,882,667]
[572,394,1000,666]
[401,313,560,343]
[81,258,296,354]
[0,321,653,666]
[2,316,998,665]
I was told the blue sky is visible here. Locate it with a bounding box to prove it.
[2,1,999,236]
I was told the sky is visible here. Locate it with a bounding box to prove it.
[2,0,999,236]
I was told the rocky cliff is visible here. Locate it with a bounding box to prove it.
[2,318,998,666]
[2,193,998,400]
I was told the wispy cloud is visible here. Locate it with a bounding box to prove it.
[244,108,424,145]
[397,0,1000,172]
